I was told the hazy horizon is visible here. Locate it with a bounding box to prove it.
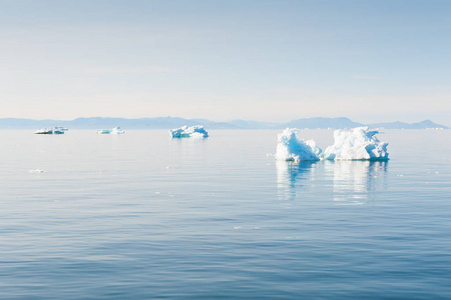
[0,116,451,128]
[2,1,450,125]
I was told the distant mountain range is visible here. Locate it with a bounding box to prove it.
[0,117,448,130]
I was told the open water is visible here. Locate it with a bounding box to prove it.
[1,129,450,299]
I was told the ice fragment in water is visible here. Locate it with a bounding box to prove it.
[170,125,209,138]
[97,127,125,134]
[323,127,389,160]
[29,169,45,173]
[275,128,321,161]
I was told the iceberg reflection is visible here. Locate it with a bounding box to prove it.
[276,159,387,203]
[276,160,317,201]
[331,160,388,204]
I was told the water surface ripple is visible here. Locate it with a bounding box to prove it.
[1,129,450,299]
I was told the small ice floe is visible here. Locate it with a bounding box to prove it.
[34,128,53,134]
[233,226,242,230]
[54,126,68,133]
[97,127,125,134]
[170,125,209,138]
[28,169,45,173]
[34,127,67,134]
[275,128,321,161]
[322,127,389,160]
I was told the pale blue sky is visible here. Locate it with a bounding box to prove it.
[1,0,450,125]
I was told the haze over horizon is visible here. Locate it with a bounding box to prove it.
[1,0,450,125]
[1,115,448,130]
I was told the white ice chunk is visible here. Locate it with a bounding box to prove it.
[111,127,125,134]
[29,169,45,173]
[170,125,209,138]
[97,127,125,134]
[275,128,321,161]
[322,127,389,160]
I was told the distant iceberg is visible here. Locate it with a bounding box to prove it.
[97,127,125,134]
[323,127,389,160]
[275,127,389,161]
[34,126,67,134]
[170,125,209,138]
[275,128,321,161]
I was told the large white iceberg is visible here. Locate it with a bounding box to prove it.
[275,127,389,161]
[322,127,389,160]
[170,125,209,138]
[275,128,321,161]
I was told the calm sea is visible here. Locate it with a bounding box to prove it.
[1,129,450,299]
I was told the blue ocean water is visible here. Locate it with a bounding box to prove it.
[1,129,450,299]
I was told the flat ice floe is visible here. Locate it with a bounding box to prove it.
[97,127,125,134]
[170,125,209,138]
[275,128,321,161]
[275,127,389,161]
[323,127,389,160]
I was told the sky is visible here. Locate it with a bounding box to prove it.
[1,0,450,125]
